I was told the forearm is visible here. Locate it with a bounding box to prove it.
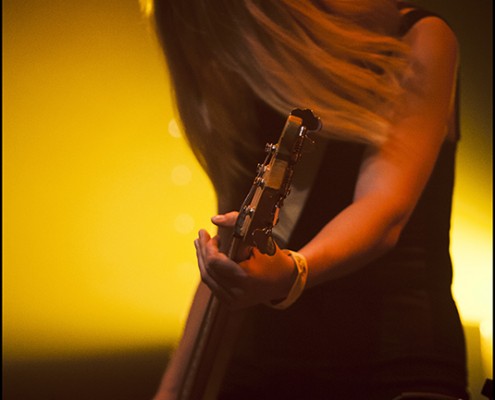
[299,195,406,289]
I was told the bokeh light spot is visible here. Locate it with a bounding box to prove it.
[171,165,192,186]
[174,214,195,234]
[168,119,181,138]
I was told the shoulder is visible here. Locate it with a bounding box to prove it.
[403,16,458,64]
[399,14,459,100]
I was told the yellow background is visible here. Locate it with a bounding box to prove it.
[3,0,492,397]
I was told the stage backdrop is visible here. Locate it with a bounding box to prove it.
[3,0,492,399]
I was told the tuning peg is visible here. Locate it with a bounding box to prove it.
[265,143,277,153]
[254,177,266,189]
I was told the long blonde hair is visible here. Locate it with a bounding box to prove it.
[143,0,410,208]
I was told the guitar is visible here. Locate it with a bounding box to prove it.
[155,108,321,400]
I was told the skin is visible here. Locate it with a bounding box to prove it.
[195,15,459,310]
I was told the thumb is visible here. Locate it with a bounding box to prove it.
[211,211,239,227]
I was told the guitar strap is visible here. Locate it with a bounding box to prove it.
[272,135,328,248]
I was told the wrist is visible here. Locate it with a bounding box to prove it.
[266,250,308,310]
[274,252,299,302]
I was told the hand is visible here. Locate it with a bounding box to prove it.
[194,212,297,309]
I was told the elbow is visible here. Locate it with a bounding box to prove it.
[382,226,401,252]
[378,218,406,255]
[378,197,414,254]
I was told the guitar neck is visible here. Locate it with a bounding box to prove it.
[179,294,245,400]
[161,109,321,400]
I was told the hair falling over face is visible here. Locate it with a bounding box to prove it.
[143,0,412,205]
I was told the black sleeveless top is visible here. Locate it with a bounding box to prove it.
[219,5,468,400]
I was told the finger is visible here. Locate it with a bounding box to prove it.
[195,240,236,305]
[211,211,239,228]
[198,233,233,278]
[196,239,250,309]
[196,232,233,279]
[210,235,221,250]
[196,235,244,299]
[198,229,211,247]
[203,241,248,283]
[195,231,249,306]
[196,229,212,265]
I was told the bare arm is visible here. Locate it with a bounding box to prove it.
[196,17,459,308]
[300,17,459,287]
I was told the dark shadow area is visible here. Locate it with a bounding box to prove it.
[2,326,489,399]
[3,347,171,400]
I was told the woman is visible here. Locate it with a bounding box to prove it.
[147,1,468,398]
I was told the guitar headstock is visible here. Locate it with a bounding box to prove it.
[290,108,322,132]
[229,109,322,261]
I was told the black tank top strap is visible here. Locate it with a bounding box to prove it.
[398,5,441,36]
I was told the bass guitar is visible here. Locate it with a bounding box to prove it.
[155,108,321,400]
